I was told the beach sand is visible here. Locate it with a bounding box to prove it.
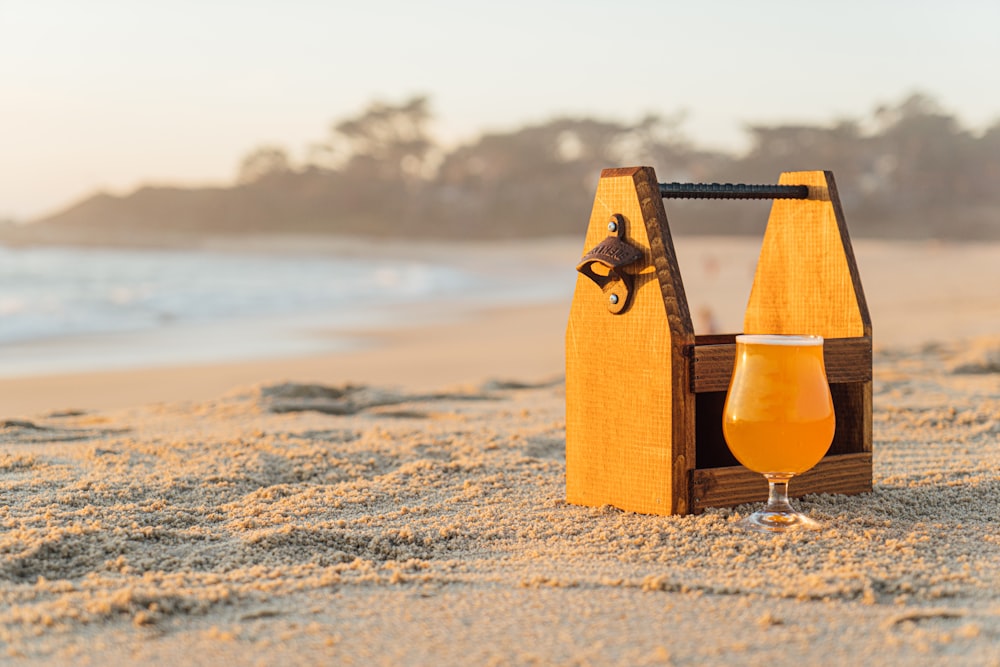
[0,237,998,665]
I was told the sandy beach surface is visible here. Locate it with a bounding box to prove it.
[1,237,999,665]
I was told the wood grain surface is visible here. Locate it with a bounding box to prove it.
[565,167,694,515]
[744,171,872,338]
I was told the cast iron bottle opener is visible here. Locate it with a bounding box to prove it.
[576,214,643,314]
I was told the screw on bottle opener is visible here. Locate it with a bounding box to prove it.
[575,214,643,314]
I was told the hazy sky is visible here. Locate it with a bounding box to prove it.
[3,0,999,221]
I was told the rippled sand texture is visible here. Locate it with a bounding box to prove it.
[0,337,998,665]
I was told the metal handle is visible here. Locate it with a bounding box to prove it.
[659,182,809,200]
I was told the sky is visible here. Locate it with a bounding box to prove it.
[2,0,1000,221]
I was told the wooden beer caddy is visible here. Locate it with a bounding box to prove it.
[565,167,872,515]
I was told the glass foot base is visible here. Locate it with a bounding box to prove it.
[738,509,821,533]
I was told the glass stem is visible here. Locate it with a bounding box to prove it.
[764,474,795,514]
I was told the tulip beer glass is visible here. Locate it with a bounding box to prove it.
[722,334,836,531]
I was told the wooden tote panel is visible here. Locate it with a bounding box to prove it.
[744,171,872,338]
[743,170,873,459]
[565,167,694,515]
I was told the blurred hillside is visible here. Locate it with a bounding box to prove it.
[6,92,1000,246]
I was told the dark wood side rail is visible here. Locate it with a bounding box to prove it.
[691,336,872,393]
[690,452,873,513]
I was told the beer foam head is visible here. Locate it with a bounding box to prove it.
[736,334,824,346]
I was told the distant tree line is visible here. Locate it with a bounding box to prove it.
[26,92,1000,242]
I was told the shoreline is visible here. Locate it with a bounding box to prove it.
[0,301,570,416]
[3,235,1000,416]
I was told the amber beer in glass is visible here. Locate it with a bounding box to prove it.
[723,334,835,531]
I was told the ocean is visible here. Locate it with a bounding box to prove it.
[0,244,575,377]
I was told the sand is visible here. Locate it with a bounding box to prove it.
[0,237,999,665]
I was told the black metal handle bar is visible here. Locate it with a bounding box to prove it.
[658,182,809,200]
